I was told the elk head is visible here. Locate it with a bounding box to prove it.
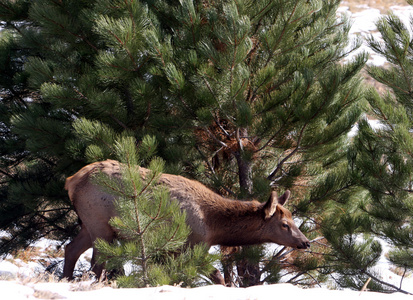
[262,191,310,249]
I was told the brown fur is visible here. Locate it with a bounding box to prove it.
[62,160,310,282]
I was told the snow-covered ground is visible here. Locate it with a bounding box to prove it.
[1,279,412,300]
[2,3,413,300]
[1,237,412,299]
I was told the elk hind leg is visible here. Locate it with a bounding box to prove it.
[63,225,92,280]
[210,268,225,285]
[89,228,115,281]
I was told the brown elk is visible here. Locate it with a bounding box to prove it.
[62,160,310,283]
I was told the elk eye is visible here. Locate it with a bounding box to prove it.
[282,223,289,229]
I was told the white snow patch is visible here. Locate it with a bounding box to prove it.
[339,5,413,66]
[0,280,412,300]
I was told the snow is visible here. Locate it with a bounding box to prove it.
[339,4,413,66]
[1,276,412,300]
[2,3,413,300]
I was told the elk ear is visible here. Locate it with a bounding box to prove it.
[263,191,278,220]
[277,190,290,206]
[263,190,290,220]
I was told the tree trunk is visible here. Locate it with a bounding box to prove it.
[235,128,253,196]
[236,155,253,196]
[234,128,261,286]
[236,254,261,287]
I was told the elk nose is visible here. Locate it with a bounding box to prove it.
[298,241,310,249]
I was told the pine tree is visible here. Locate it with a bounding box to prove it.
[0,0,370,289]
[0,0,81,251]
[145,0,367,286]
[0,0,175,252]
[347,2,413,294]
[91,136,216,287]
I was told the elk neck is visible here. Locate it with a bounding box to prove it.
[202,196,269,246]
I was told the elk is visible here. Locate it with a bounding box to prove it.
[62,160,310,283]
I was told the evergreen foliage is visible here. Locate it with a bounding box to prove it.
[347,2,413,293]
[0,6,78,250]
[0,0,173,253]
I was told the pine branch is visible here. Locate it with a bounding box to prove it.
[203,126,229,150]
[157,222,181,251]
[201,74,222,110]
[267,122,307,180]
[140,198,164,236]
[265,0,298,66]
[334,242,413,295]
[39,13,98,51]
[256,124,287,152]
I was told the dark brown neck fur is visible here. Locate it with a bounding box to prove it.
[203,198,269,246]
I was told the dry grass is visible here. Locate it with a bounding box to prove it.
[33,290,64,300]
[8,245,64,264]
[388,266,413,278]
[342,0,410,13]
[11,272,112,300]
